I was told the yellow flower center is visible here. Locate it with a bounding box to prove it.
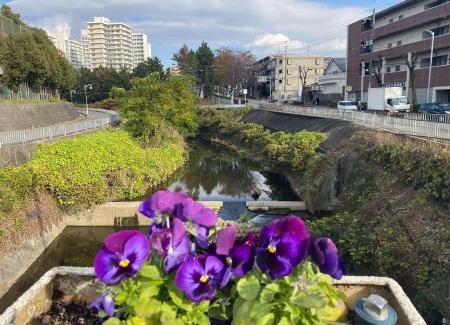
[226,257,233,265]
[267,245,276,254]
[119,259,130,268]
[200,275,209,283]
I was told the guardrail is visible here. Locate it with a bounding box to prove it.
[403,112,450,124]
[0,109,119,147]
[258,103,450,140]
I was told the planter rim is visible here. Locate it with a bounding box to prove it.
[334,276,426,324]
[0,267,426,325]
[0,267,94,325]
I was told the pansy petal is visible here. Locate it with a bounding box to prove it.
[164,236,191,273]
[123,233,150,272]
[319,249,339,276]
[196,226,209,249]
[150,190,189,215]
[175,257,204,291]
[216,225,237,256]
[331,260,344,280]
[230,245,255,277]
[274,216,309,241]
[104,230,142,253]
[94,248,122,284]
[150,228,171,256]
[193,207,218,227]
[172,218,186,247]
[102,295,115,317]
[138,198,156,219]
[258,225,276,248]
[269,255,293,279]
[220,266,233,287]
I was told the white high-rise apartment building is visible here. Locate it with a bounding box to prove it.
[47,17,151,71]
[132,33,151,68]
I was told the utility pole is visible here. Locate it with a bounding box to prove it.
[361,62,365,102]
[425,30,435,102]
[368,8,376,89]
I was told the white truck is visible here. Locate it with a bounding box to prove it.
[367,87,410,113]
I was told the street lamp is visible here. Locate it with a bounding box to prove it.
[425,30,435,103]
[70,89,76,103]
[84,84,93,116]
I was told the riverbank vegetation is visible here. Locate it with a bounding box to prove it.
[198,108,325,172]
[0,129,187,254]
[198,108,449,322]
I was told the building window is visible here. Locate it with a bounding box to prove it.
[423,25,450,39]
[360,62,371,76]
[425,0,447,9]
[362,19,373,31]
[287,69,292,75]
[388,43,393,48]
[279,69,283,74]
[386,66,391,73]
[279,59,283,64]
[420,55,448,68]
[398,14,404,19]
[287,59,292,65]
[397,40,402,46]
[395,65,401,72]
[287,78,292,85]
[279,79,283,83]
[361,40,373,54]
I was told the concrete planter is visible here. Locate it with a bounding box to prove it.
[0,267,426,325]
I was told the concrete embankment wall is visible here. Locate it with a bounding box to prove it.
[242,109,360,152]
[0,102,80,132]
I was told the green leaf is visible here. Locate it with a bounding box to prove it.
[103,318,123,325]
[290,292,326,309]
[232,297,254,324]
[134,297,161,318]
[250,302,272,319]
[193,312,210,325]
[237,274,261,301]
[259,283,280,303]
[197,300,210,313]
[278,317,293,325]
[139,264,165,280]
[256,313,275,325]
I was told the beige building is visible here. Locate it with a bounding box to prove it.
[132,33,151,69]
[255,55,330,101]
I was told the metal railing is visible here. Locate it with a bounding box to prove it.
[257,103,450,140]
[0,109,119,147]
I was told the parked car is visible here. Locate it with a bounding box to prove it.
[419,103,450,114]
[337,101,358,111]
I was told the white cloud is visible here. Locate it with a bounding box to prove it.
[7,0,369,64]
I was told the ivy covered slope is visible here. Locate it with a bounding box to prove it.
[0,129,187,253]
[197,108,326,172]
[310,131,450,322]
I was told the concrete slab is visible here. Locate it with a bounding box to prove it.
[246,201,307,211]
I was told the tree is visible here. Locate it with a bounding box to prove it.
[371,56,384,87]
[172,45,197,76]
[117,73,198,144]
[403,52,419,111]
[214,48,256,95]
[132,57,165,79]
[298,66,312,102]
[0,4,22,25]
[195,42,215,98]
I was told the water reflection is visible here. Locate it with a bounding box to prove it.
[165,141,299,203]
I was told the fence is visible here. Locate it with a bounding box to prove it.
[0,13,28,37]
[0,84,58,101]
[257,103,450,140]
[0,109,119,147]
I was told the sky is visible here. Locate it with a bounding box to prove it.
[2,0,400,67]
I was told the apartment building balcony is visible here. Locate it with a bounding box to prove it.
[361,2,450,40]
[361,33,450,59]
[318,72,346,85]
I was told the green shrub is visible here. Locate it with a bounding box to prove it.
[28,129,186,209]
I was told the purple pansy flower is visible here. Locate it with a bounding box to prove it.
[177,198,218,227]
[256,216,309,279]
[94,230,150,284]
[175,255,224,302]
[138,190,189,219]
[150,218,191,273]
[88,293,115,317]
[309,237,344,280]
[215,226,255,286]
